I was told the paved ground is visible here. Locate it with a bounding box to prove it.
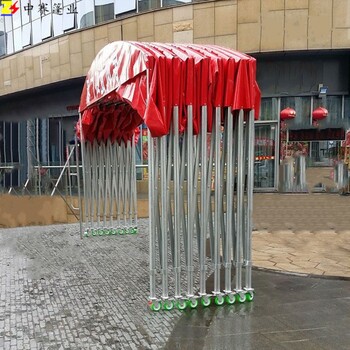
[0,193,349,349]
[253,193,350,277]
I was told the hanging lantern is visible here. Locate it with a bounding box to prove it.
[312,107,328,121]
[280,107,296,121]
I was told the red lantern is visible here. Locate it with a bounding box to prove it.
[280,107,296,121]
[312,107,328,121]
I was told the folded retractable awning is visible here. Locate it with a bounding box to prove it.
[78,41,260,142]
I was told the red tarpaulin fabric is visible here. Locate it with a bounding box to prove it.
[78,41,260,142]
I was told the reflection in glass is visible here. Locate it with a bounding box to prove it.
[4,15,13,33]
[41,14,52,39]
[12,3,21,28]
[260,98,278,121]
[22,1,33,24]
[6,30,14,55]
[163,0,191,6]
[313,96,342,127]
[344,96,350,122]
[115,0,135,15]
[63,4,76,31]
[31,0,41,20]
[14,28,22,51]
[281,97,311,128]
[0,29,6,56]
[254,124,276,188]
[53,9,64,36]
[22,22,31,47]
[77,0,94,29]
[95,1,114,24]
[32,19,42,45]
[138,0,161,12]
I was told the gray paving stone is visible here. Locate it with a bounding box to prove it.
[0,220,185,349]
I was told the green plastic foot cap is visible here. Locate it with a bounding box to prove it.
[163,300,174,311]
[201,296,211,307]
[214,295,225,306]
[176,300,187,310]
[246,292,254,302]
[150,301,161,312]
[236,293,246,303]
[188,298,198,309]
[225,294,235,305]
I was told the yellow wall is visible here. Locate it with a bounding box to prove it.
[1,0,350,96]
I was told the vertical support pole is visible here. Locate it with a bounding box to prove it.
[76,116,83,239]
[213,107,222,296]
[224,107,233,294]
[160,135,169,300]
[199,105,208,297]
[173,106,181,299]
[131,135,138,230]
[147,69,157,303]
[244,110,255,292]
[148,131,156,301]
[36,119,41,195]
[186,105,194,298]
[235,109,244,295]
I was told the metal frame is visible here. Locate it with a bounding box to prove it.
[147,106,255,311]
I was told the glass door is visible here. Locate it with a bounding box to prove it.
[254,122,279,191]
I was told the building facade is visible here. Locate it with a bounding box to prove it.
[0,0,349,191]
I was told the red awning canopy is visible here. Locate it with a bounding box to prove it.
[78,41,260,142]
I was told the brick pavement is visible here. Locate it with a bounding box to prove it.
[0,193,349,349]
[252,193,350,277]
[0,221,182,350]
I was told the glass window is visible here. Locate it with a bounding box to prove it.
[6,30,14,55]
[95,1,114,24]
[4,14,13,33]
[41,14,52,39]
[31,0,41,20]
[77,0,94,29]
[12,2,22,29]
[22,23,31,47]
[115,0,135,15]
[344,96,350,122]
[163,0,191,6]
[260,97,278,121]
[138,0,161,12]
[63,2,77,31]
[32,19,42,44]
[22,1,32,24]
[13,27,22,51]
[281,96,311,128]
[313,95,342,126]
[53,2,64,36]
[0,19,6,56]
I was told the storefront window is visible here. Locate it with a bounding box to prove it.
[344,96,350,123]
[326,96,342,125]
[281,96,311,128]
[254,123,277,189]
[260,97,278,121]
